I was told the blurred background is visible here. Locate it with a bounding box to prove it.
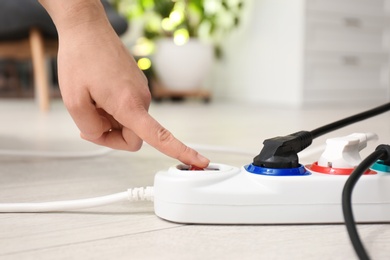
[0,0,390,111]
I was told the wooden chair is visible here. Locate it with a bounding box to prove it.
[0,28,57,111]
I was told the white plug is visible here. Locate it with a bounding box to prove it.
[317,133,378,169]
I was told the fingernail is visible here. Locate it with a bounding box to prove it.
[197,153,210,166]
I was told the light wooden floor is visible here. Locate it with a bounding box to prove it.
[0,99,389,260]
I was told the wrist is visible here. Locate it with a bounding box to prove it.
[39,0,110,37]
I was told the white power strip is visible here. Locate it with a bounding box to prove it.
[153,163,390,224]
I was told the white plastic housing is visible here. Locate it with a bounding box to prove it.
[153,163,390,224]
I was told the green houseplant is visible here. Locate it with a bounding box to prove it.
[111,0,244,93]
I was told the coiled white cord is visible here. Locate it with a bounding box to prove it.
[0,187,154,212]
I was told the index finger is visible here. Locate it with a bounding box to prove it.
[123,109,210,168]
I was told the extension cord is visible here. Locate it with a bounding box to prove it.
[153,163,390,224]
[0,144,331,213]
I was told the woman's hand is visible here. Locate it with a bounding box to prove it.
[38,0,210,167]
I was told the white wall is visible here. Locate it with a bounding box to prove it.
[208,0,390,106]
[210,0,306,106]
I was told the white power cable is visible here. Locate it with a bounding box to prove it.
[0,187,154,213]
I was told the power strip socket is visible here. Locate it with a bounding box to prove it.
[153,163,390,224]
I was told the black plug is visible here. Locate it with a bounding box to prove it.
[253,131,313,169]
[376,144,390,166]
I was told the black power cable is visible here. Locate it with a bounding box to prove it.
[311,102,390,139]
[342,145,390,260]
